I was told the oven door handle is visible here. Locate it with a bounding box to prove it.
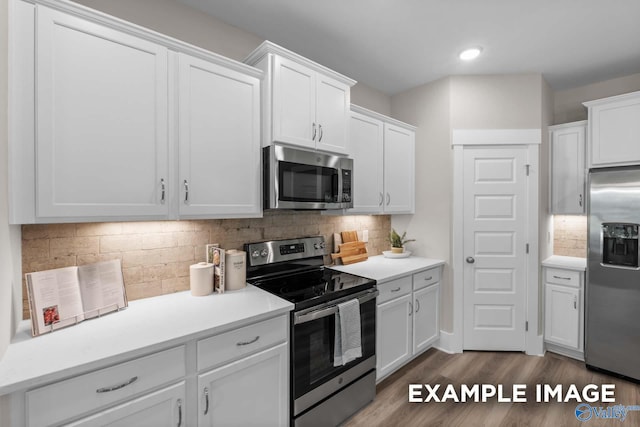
[294,289,379,325]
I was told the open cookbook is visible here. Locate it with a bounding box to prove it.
[25,259,128,336]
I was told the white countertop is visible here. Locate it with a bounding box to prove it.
[0,285,293,395]
[329,255,445,282]
[542,255,587,271]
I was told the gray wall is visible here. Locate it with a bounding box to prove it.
[554,72,640,124]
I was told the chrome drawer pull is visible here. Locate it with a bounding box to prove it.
[553,275,571,280]
[424,276,433,281]
[237,336,260,346]
[390,287,401,292]
[96,376,138,393]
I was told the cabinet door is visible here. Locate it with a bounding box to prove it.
[67,382,186,427]
[315,75,350,154]
[349,111,384,213]
[383,123,415,213]
[36,6,169,219]
[198,343,288,427]
[550,124,586,214]
[413,284,440,354]
[272,56,316,149]
[376,294,412,380]
[545,283,580,349]
[178,53,261,218]
[588,93,640,168]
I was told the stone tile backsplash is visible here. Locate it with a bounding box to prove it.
[553,215,587,258]
[21,212,391,319]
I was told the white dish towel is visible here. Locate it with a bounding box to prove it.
[334,298,362,367]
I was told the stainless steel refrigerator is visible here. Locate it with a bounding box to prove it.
[587,166,640,381]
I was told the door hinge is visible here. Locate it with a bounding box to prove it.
[525,321,529,332]
[525,164,530,176]
[526,243,529,254]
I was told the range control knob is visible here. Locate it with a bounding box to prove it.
[251,250,260,258]
[260,249,269,257]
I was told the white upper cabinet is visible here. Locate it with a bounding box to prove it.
[9,1,263,223]
[584,91,640,168]
[349,111,384,213]
[245,41,355,155]
[177,53,261,218]
[384,123,415,213]
[35,6,170,220]
[549,121,586,214]
[349,105,416,214]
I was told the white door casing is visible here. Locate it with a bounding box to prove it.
[451,129,542,356]
[462,146,527,350]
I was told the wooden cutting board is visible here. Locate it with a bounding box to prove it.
[341,230,359,243]
[331,241,368,265]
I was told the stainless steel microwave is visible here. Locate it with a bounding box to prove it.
[263,145,353,210]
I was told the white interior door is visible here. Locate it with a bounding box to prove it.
[463,146,528,350]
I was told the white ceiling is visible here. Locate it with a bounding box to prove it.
[178,0,640,95]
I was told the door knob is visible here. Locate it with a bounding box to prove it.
[466,257,475,264]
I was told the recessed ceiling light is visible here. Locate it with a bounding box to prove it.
[459,47,482,61]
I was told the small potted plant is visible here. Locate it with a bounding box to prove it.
[389,229,415,254]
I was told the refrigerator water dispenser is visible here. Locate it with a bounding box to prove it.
[602,223,639,268]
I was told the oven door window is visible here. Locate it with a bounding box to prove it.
[292,299,376,399]
[279,161,339,203]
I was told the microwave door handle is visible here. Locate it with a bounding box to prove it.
[293,290,379,325]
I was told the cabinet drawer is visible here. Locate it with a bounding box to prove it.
[26,346,185,427]
[377,276,412,304]
[413,267,441,290]
[545,268,581,288]
[197,315,288,371]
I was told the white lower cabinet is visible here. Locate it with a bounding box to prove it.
[197,343,288,427]
[377,292,412,379]
[543,266,584,360]
[376,266,441,381]
[19,315,289,427]
[66,382,186,427]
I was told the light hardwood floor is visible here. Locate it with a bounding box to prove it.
[345,349,640,426]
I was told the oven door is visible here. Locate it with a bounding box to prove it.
[291,288,377,417]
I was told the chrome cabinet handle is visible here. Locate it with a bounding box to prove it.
[415,299,420,313]
[386,193,390,205]
[390,287,401,293]
[184,180,189,203]
[579,194,583,207]
[318,124,323,142]
[379,192,384,206]
[237,336,260,346]
[96,376,138,393]
[177,399,183,427]
[312,123,317,141]
[466,257,475,264]
[204,387,210,415]
[424,276,433,281]
[553,275,571,280]
[409,302,413,316]
[574,295,577,310]
[160,179,166,204]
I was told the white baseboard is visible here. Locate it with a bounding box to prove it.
[433,330,462,354]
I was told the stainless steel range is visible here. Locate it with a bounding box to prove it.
[245,236,377,427]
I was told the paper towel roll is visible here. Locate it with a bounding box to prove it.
[225,250,246,291]
[190,262,214,296]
